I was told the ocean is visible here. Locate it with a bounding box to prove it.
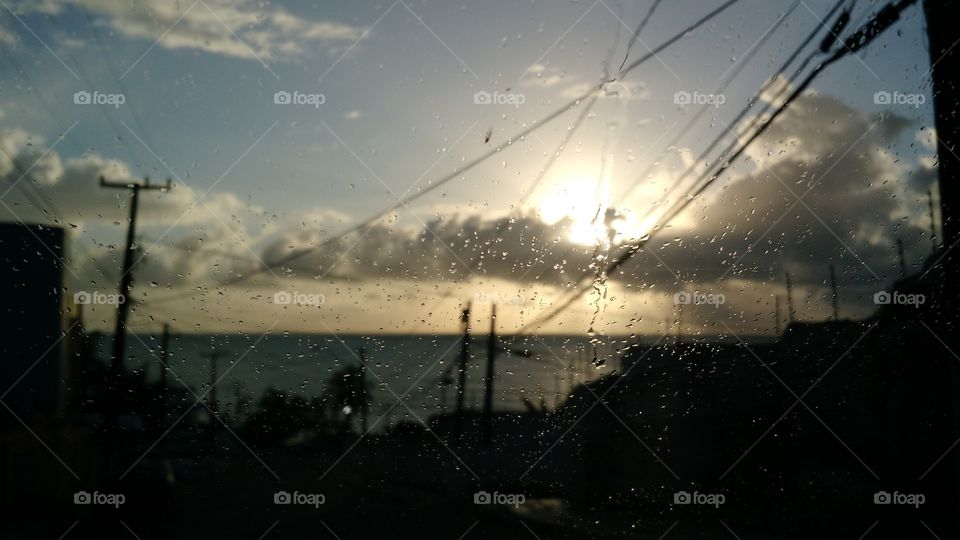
[94,333,629,430]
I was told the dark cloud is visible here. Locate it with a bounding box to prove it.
[253,90,935,307]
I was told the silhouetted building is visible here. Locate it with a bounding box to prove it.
[0,222,69,418]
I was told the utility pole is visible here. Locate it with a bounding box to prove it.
[774,295,782,335]
[829,264,840,322]
[553,369,561,410]
[201,349,229,414]
[929,188,938,253]
[455,303,471,440]
[785,271,796,325]
[897,238,908,278]
[675,301,684,347]
[482,303,497,444]
[101,176,171,425]
[358,346,369,434]
[927,189,939,253]
[158,323,170,431]
[201,348,228,462]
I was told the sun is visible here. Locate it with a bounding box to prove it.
[537,175,645,246]
[537,177,609,245]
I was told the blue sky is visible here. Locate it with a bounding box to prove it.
[0,0,940,334]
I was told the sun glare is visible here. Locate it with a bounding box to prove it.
[538,175,650,246]
[537,177,608,245]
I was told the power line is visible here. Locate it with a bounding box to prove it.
[139,0,747,311]
[621,0,846,208]
[0,139,119,281]
[517,0,918,334]
[0,41,130,283]
[519,0,847,334]
[210,0,746,283]
[618,0,808,205]
[407,5,627,334]
[618,0,664,73]
[79,9,159,159]
[41,11,148,175]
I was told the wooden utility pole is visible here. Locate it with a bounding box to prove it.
[201,348,228,461]
[897,238,908,278]
[482,303,497,444]
[158,323,170,430]
[774,295,782,335]
[928,188,939,253]
[201,349,229,414]
[358,346,369,434]
[101,176,171,426]
[785,271,797,324]
[455,303,471,439]
[675,301,684,347]
[829,264,840,321]
[553,369,561,410]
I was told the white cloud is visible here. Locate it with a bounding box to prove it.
[48,0,367,63]
[0,27,18,45]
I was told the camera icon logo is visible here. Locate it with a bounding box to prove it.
[274,91,292,105]
[74,491,92,504]
[874,491,891,505]
[73,91,91,105]
[474,91,492,105]
[274,291,292,305]
[474,491,492,504]
[274,491,291,504]
[874,91,892,105]
[674,91,692,106]
[874,291,891,305]
[674,291,692,305]
[673,491,691,505]
[74,291,92,305]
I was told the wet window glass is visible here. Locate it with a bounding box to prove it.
[1,0,957,538]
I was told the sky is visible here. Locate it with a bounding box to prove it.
[0,0,940,336]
